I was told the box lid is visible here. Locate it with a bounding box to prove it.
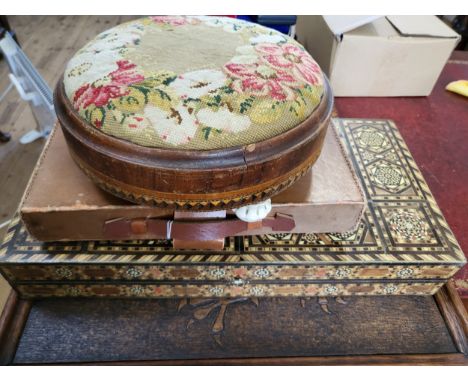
[386,15,459,38]
[323,15,383,36]
[324,15,459,40]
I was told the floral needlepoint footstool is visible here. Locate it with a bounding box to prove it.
[54,16,333,215]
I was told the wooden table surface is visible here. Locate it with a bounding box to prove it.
[0,281,466,365]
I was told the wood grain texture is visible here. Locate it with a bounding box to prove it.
[435,281,468,354]
[60,353,468,366]
[0,291,31,365]
[0,291,17,343]
[13,295,458,364]
[445,280,468,336]
[0,262,11,316]
[55,77,333,210]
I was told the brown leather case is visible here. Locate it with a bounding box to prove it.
[54,79,333,211]
[20,122,365,241]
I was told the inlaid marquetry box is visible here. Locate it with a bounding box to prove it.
[0,119,465,298]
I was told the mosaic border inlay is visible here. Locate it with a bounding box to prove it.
[0,119,465,297]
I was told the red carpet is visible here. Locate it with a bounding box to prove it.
[335,51,468,297]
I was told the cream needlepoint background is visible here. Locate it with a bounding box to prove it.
[63,16,325,150]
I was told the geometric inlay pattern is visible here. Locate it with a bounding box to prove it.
[355,126,390,153]
[0,119,465,298]
[387,209,435,244]
[368,160,410,193]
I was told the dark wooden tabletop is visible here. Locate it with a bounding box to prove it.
[0,280,466,365]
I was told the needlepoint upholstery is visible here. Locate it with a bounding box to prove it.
[63,16,325,150]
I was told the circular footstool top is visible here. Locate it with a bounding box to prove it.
[56,16,333,210]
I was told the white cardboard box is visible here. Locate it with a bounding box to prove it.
[296,16,460,96]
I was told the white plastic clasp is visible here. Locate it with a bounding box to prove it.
[234,199,272,223]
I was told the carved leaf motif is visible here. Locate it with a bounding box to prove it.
[193,302,220,320]
[335,296,347,305]
[299,296,350,314]
[318,297,331,314]
[212,303,228,333]
[179,297,258,345]
[177,298,188,312]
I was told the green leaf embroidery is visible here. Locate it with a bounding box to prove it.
[185,97,201,103]
[98,106,106,119]
[212,94,222,105]
[206,94,223,108]
[202,127,222,140]
[220,85,235,94]
[129,85,150,104]
[240,97,254,113]
[289,105,297,116]
[289,98,305,117]
[154,88,171,101]
[162,75,177,86]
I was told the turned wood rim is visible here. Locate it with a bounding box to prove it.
[67,142,323,208]
[54,76,333,171]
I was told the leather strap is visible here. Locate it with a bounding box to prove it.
[103,213,295,241]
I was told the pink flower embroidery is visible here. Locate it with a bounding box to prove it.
[124,115,148,129]
[73,83,125,110]
[224,62,298,101]
[110,60,145,85]
[73,60,144,110]
[150,16,189,26]
[255,43,322,86]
